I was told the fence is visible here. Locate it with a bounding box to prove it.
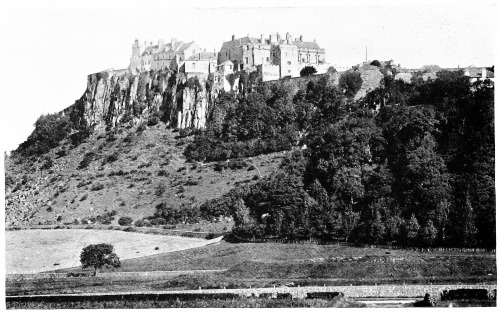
[6,224,227,239]
[233,237,496,253]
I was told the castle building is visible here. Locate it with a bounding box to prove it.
[185,51,218,78]
[217,33,327,79]
[129,38,202,73]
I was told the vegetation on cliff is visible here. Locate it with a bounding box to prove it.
[5,68,494,249]
[194,72,494,248]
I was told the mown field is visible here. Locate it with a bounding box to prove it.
[8,241,495,296]
[5,229,216,274]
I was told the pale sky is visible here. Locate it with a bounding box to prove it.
[0,0,496,153]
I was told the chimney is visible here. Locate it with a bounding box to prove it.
[286,32,290,44]
[171,38,177,47]
[277,33,281,42]
[232,34,235,41]
[204,48,206,52]
[482,67,487,78]
[144,41,148,48]
[158,39,164,46]
[261,34,264,44]
[300,35,303,42]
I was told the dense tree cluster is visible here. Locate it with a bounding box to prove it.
[184,82,301,161]
[14,112,92,159]
[199,72,494,248]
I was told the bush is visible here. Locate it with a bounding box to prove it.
[300,66,317,77]
[103,152,119,164]
[339,71,363,98]
[228,159,249,170]
[80,194,88,201]
[118,216,134,226]
[91,183,105,191]
[134,219,146,227]
[79,152,97,169]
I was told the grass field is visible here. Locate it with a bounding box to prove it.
[7,241,483,295]
[6,229,219,274]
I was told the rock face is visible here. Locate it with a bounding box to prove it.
[355,64,384,100]
[63,69,215,132]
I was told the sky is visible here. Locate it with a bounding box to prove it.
[0,0,496,153]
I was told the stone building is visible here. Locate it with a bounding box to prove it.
[217,33,327,80]
[185,51,218,78]
[129,38,202,73]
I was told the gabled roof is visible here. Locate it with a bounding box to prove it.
[291,40,321,50]
[141,40,196,56]
[187,52,217,61]
[177,41,196,53]
[218,60,234,66]
[220,36,263,51]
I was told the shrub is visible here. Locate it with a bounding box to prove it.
[228,159,249,170]
[118,216,134,226]
[103,152,119,164]
[80,194,88,201]
[91,183,105,191]
[134,219,146,227]
[137,123,147,133]
[79,152,97,169]
[300,66,317,77]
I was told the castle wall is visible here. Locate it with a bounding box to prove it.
[261,64,280,82]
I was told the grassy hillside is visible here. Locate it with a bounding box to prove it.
[53,241,495,281]
[5,123,284,227]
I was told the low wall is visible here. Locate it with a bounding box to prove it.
[7,270,226,281]
[6,284,496,301]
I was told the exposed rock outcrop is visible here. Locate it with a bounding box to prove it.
[63,69,215,132]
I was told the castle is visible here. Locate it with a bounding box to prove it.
[129,33,330,83]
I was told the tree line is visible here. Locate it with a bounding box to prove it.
[195,70,495,248]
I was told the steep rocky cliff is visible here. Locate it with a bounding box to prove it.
[63,69,216,132]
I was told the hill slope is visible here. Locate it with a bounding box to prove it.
[5,123,284,227]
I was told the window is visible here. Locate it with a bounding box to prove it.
[229,65,232,69]
[192,63,196,68]
[298,54,301,62]
[287,61,291,65]
[288,69,291,73]
[245,57,249,64]
[266,57,269,62]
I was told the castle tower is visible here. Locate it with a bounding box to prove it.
[129,39,142,74]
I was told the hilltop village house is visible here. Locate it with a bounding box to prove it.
[129,38,202,73]
[129,33,329,86]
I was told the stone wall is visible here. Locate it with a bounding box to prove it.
[7,284,495,301]
[355,65,384,100]
[261,64,280,82]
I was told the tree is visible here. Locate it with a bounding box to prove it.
[339,71,363,98]
[118,216,133,226]
[421,220,438,247]
[327,66,337,75]
[80,244,121,276]
[300,66,317,77]
[370,60,381,67]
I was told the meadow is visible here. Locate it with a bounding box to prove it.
[6,229,220,274]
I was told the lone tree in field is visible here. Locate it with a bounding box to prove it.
[80,243,121,276]
[300,66,317,77]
